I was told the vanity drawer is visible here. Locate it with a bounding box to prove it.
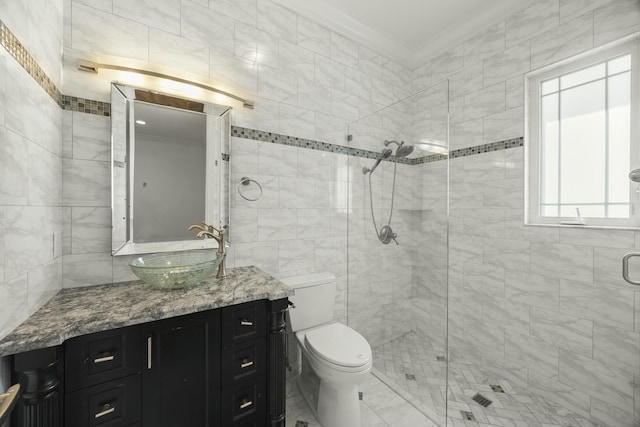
[221,376,266,425]
[221,301,267,346]
[65,325,141,392]
[221,337,267,387]
[65,374,141,427]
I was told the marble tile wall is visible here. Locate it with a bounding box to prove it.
[445,147,640,426]
[0,1,64,342]
[62,0,412,147]
[60,0,413,290]
[415,0,640,152]
[410,1,640,425]
[2,0,639,425]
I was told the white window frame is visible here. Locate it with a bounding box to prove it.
[525,35,640,229]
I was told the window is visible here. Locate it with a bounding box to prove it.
[526,37,640,228]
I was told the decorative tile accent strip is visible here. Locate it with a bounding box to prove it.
[60,95,111,116]
[0,21,523,165]
[231,126,416,164]
[232,126,524,165]
[0,20,62,105]
[449,137,524,159]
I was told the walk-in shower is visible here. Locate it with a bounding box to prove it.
[347,83,451,425]
[362,140,414,244]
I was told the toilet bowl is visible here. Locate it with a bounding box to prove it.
[283,273,372,427]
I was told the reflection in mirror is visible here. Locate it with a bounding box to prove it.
[111,83,231,255]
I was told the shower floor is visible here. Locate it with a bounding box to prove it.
[285,372,438,427]
[372,333,601,427]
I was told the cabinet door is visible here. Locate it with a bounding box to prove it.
[141,311,220,427]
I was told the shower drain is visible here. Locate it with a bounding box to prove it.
[295,421,309,427]
[490,384,505,393]
[405,373,416,380]
[460,411,476,421]
[472,393,493,408]
[436,355,446,361]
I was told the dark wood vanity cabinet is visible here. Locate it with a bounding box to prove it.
[11,299,288,427]
[141,310,220,427]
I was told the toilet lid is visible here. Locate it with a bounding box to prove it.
[304,323,371,368]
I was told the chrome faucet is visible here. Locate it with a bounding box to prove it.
[189,222,227,279]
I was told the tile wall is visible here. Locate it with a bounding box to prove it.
[409,0,640,425]
[0,0,64,414]
[0,2,64,344]
[0,0,639,425]
[60,0,414,291]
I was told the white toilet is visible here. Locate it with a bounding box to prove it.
[283,273,372,427]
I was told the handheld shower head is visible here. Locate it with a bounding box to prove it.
[363,148,393,174]
[384,140,414,158]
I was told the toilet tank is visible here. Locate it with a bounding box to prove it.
[281,272,336,332]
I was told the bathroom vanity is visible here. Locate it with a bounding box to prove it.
[0,266,292,427]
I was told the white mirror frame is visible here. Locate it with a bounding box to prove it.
[110,83,231,256]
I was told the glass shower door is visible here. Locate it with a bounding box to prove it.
[346,81,450,426]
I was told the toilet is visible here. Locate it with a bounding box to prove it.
[283,273,372,427]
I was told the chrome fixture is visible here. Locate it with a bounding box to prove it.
[362,141,413,175]
[78,61,254,109]
[362,140,414,245]
[189,222,227,278]
[384,140,414,158]
[362,148,393,175]
[629,168,640,182]
[622,252,640,286]
[238,176,263,202]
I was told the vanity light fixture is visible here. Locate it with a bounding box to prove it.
[78,61,255,109]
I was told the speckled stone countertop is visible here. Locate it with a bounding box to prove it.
[0,266,292,357]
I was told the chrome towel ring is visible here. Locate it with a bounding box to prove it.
[238,176,263,201]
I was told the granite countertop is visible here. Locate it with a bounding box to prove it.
[0,266,293,357]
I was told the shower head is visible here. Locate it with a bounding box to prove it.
[630,168,640,182]
[395,145,414,158]
[384,140,414,158]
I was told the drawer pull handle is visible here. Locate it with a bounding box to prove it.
[147,336,152,370]
[240,319,253,326]
[95,405,115,418]
[93,355,115,364]
[240,359,254,369]
[239,400,253,410]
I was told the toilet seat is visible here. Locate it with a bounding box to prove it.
[302,323,371,371]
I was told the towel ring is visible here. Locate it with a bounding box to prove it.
[238,177,263,201]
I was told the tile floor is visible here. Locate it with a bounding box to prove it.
[372,333,602,427]
[285,372,438,427]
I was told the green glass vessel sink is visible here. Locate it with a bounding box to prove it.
[129,250,225,289]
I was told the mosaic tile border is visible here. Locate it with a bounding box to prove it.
[60,95,111,116]
[449,137,523,158]
[0,19,523,165]
[231,126,418,164]
[0,20,62,105]
[232,126,523,165]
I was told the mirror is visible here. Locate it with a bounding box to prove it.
[111,83,231,256]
